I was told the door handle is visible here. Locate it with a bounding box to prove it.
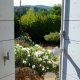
[4,52,9,60]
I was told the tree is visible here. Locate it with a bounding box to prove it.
[38,8,47,16]
[49,4,61,16]
[21,7,37,28]
[15,6,61,43]
[14,12,21,38]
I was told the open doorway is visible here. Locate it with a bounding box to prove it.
[14,0,62,80]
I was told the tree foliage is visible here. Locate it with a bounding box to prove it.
[14,12,21,38]
[15,5,61,43]
[49,4,61,15]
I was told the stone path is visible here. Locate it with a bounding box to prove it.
[44,72,57,80]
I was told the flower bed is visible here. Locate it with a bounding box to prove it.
[15,44,59,76]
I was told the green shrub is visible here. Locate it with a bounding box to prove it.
[15,44,59,75]
[20,8,60,42]
[44,32,60,42]
[14,5,61,43]
[15,33,34,47]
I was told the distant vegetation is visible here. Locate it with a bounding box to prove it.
[14,5,51,15]
[14,4,61,44]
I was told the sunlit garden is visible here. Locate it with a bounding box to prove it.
[14,4,61,80]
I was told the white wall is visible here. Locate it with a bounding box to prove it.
[62,0,80,80]
[0,0,15,80]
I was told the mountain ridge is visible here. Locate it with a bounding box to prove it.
[14,5,52,14]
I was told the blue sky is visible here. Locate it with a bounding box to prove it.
[14,0,62,6]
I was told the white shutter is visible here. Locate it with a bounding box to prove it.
[62,0,80,80]
[0,0,15,80]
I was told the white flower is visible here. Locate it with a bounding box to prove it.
[16,44,20,47]
[42,48,46,51]
[47,49,52,53]
[34,51,44,56]
[42,66,45,71]
[19,45,23,48]
[28,54,30,57]
[23,60,26,64]
[32,65,36,69]
[48,60,52,64]
[34,52,38,57]
[26,48,30,51]
[38,51,44,55]
[35,44,40,47]
[34,44,42,50]
[38,58,42,61]
[43,56,48,59]
[15,44,23,49]
[47,67,49,69]
[40,64,42,66]
[22,48,27,51]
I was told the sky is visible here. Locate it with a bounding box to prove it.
[14,0,62,6]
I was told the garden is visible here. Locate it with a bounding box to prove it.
[15,32,60,79]
[14,4,61,80]
[15,43,59,80]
